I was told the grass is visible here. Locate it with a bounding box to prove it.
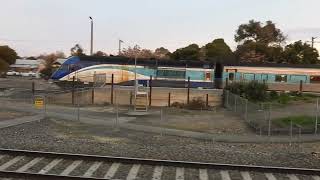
[267,91,318,105]
[272,115,317,128]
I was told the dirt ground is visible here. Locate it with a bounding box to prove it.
[129,107,253,135]
[0,109,31,121]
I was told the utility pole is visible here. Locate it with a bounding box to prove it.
[89,16,93,55]
[118,39,123,55]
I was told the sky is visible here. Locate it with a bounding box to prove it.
[0,0,320,57]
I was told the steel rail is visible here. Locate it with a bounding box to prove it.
[0,148,319,176]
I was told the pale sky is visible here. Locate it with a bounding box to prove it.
[0,0,320,57]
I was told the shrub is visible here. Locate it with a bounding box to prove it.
[185,97,206,110]
[225,82,246,96]
[269,90,279,100]
[171,102,184,108]
[244,81,268,102]
[278,92,290,104]
[226,81,268,102]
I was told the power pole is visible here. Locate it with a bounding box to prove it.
[89,16,94,55]
[118,39,123,55]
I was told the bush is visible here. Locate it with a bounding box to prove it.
[244,81,268,101]
[226,81,268,102]
[185,97,206,110]
[269,90,279,100]
[171,102,184,108]
[225,82,246,96]
[278,92,290,104]
[171,98,207,110]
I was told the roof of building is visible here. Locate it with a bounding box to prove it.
[10,59,43,68]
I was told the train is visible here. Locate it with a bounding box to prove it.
[51,56,320,88]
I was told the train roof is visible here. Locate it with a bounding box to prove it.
[76,56,320,69]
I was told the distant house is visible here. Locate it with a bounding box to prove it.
[10,59,43,73]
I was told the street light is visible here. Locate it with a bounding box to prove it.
[89,16,93,55]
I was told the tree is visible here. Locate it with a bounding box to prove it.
[235,20,286,62]
[121,46,155,59]
[39,52,64,78]
[0,45,18,65]
[204,38,233,61]
[26,56,37,60]
[0,45,17,75]
[171,44,200,60]
[71,44,85,56]
[38,51,65,59]
[282,41,319,64]
[0,58,9,77]
[93,51,107,57]
[154,47,170,59]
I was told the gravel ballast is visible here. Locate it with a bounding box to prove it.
[0,119,319,170]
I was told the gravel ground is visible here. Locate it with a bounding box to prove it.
[0,118,319,170]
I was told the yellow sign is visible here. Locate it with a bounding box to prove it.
[34,97,44,108]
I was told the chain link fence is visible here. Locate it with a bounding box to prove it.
[224,90,320,136]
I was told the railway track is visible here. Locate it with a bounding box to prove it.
[0,148,318,180]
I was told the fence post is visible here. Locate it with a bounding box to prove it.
[225,78,229,87]
[299,80,303,93]
[268,103,271,136]
[226,90,229,108]
[77,90,80,121]
[315,98,319,135]
[91,84,94,104]
[111,74,114,104]
[72,76,75,105]
[234,94,237,112]
[130,91,133,105]
[290,119,293,143]
[187,77,190,104]
[149,75,152,106]
[206,94,209,108]
[168,92,171,107]
[245,99,248,121]
[32,81,35,96]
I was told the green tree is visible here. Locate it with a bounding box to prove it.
[282,41,319,64]
[0,58,9,77]
[0,45,18,65]
[235,20,286,62]
[204,38,233,61]
[154,47,170,59]
[93,51,107,56]
[171,44,200,60]
[71,44,85,56]
[0,45,17,76]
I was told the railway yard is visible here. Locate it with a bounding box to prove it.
[1,77,320,179]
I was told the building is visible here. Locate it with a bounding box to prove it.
[10,59,42,73]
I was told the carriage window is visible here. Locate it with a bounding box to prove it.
[228,73,234,81]
[310,76,320,83]
[157,69,186,79]
[275,75,287,82]
[205,72,211,80]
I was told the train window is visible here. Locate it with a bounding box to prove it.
[205,72,211,80]
[310,76,320,83]
[275,74,287,82]
[157,69,186,79]
[228,73,234,81]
